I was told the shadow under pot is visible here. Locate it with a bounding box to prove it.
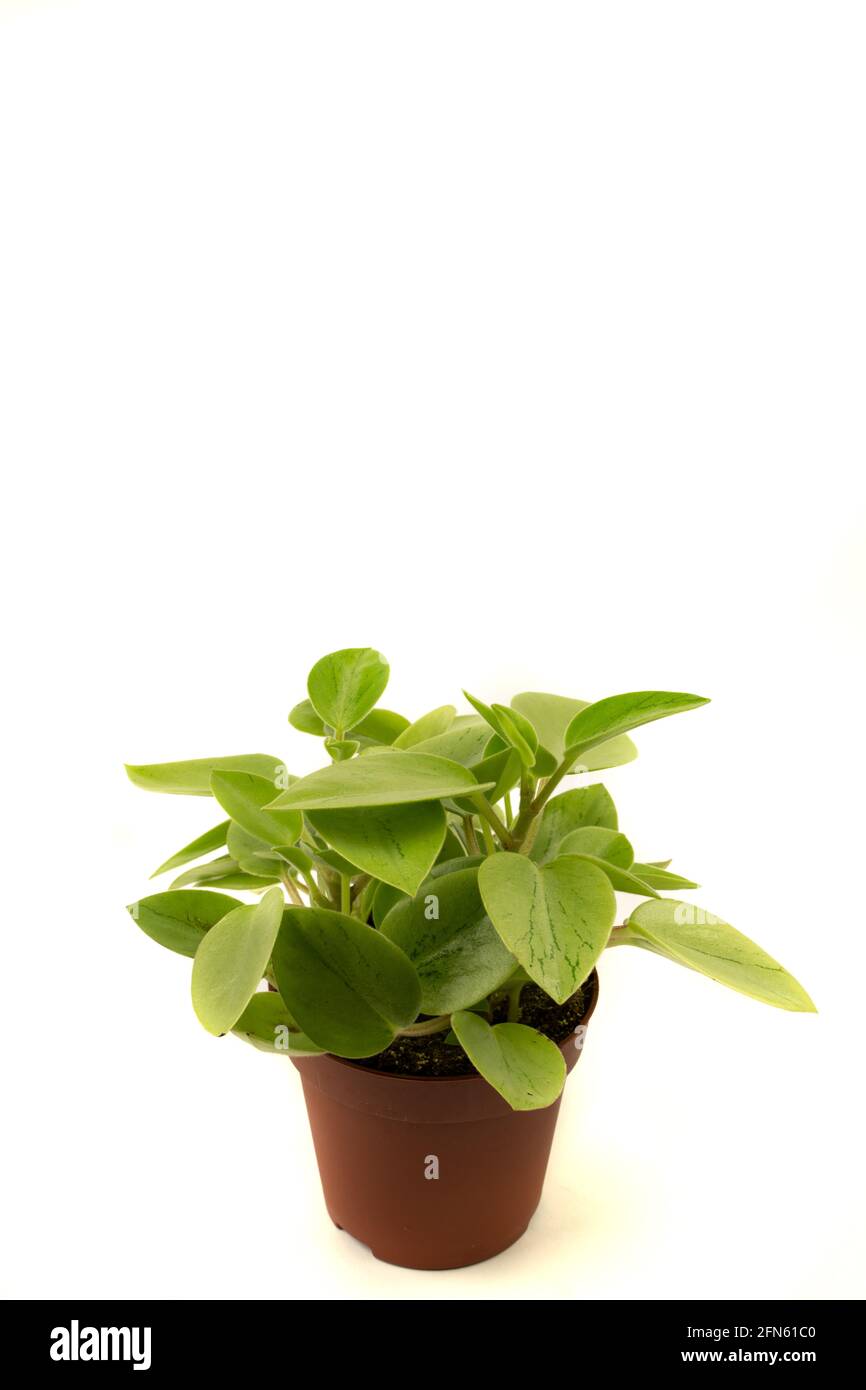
[290,969,600,1270]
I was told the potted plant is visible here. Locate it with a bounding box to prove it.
[126,648,815,1269]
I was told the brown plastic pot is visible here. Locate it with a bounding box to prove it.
[290,971,599,1270]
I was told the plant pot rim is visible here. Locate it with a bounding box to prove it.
[320,967,600,1085]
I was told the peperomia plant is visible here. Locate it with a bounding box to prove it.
[126,648,815,1111]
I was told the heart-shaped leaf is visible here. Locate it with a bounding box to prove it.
[125,754,287,796]
[626,899,816,1011]
[307,801,446,895]
[479,852,616,1003]
[127,889,240,957]
[211,771,302,848]
[380,867,515,1013]
[511,692,638,770]
[264,751,494,811]
[392,705,457,749]
[150,821,230,878]
[450,1011,566,1110]
[307,647,390,734]
[272,907,421,1057]
[530,785,618,863]
[191,886,285,1035]
[558,826,634,868]
[564,690,709,759]
[232,990,324,1055]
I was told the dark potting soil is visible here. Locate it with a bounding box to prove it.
[354,983,591,1078]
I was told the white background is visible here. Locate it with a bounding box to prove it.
[1,1,864,1301]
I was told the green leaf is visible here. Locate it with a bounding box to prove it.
[211,771,302,848]
[392,705,456,749]
[125,754,287,796]
[626,899,816,1012]
[191,886,285,1035]
[530,785,618,863]
[324,738,360,762]
[307,802,446,895]
[631,863,699,890]
[450,1012,566,1111]
[307,647,390,734]
[437,826,467,863]
[289,699,327,735]
[150,821,230,878]
[226,821,281,875]
[289,699,409,745]
[560,855,660,898]
[380,867,515,1013]
[511,692,638,770]
[425,854,486,880]
[530,744,559,777]
[479,852,616,1003]
[463,691,537,767]
[127,890,240,957]
[372,880,408,928]
[264,751,494,811]
[449,747,521,814]
[168,855,279,891]
[411,716,493,767]
[232,990,324,1055]
[558,826,634,868]
[272,907,422,1057]
[492,704,540,764]
[269,845,315,877]
[177,874,280,891]
[564,690,710,759]
[311,846,362,877]
[353,708,411,745]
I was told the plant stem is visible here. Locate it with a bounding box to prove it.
[529,744,588,816]
[302,873,330,908]
[479,816,496,856]
[340,873,350,915]
[506,980,524,1021]
[350,873,371,902]
[512,746,588,848]
[398,1014,452,1037]
[279,867,304,907]
[470,794,513,850]
[606,923,637,946]
[462,815,480,854]
[352,876,378,922]
[317,864,341,909]
[504,790,514,827]
[507,768,540,849]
